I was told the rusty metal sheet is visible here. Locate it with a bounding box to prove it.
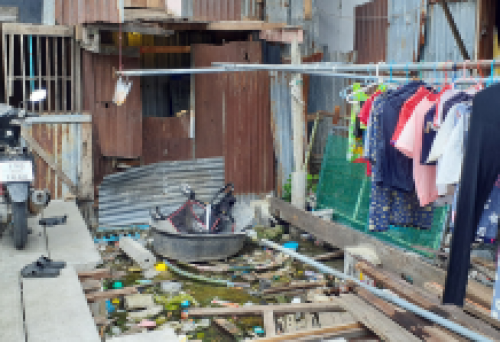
[55,0,121,25]
[192,0,242,21]
[193,41,274,195]
[354,0,387,64]
[142,116,193,164]
[26,116,84,200]
[82,51,142,159]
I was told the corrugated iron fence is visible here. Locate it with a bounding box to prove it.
[193,41,274,196]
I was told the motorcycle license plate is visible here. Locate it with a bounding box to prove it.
[0,161,33,182]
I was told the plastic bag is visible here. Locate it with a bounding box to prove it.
[113,76,132,106]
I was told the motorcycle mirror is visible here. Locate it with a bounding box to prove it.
[29,89,47,103]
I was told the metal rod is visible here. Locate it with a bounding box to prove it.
[258,238,491,342]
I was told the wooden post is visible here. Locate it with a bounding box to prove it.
[290,39,306,210]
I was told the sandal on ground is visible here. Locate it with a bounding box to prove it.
[21,263,61,278]
[36,256,66,269]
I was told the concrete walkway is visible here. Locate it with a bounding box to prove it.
[0,200,101,342]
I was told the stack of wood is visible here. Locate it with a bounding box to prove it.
[124,0,165,9]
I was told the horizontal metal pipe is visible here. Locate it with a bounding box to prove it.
[215,59,500,73]
[259,239,491,342]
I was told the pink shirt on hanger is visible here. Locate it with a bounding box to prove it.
[395,95,439,207]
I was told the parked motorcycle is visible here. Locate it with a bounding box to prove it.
[0,89,50,249]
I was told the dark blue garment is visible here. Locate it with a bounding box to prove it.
[420,105,437,166]
[475,175,500,244]
[376,81,424,192]
[368,90,434,232]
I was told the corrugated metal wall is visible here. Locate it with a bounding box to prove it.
[183,0,260,21]
[354,0,388,64]
[193,41,275,196]
[422,0,477,78]
[55,0,121,25]
[82,52,142,159]
[387,0,426,63]
[142,116,192,164]
[98,157,225,226]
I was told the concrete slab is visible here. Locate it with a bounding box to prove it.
[0,216,47,342]
[23,267,101,342]
[0,272,26,342]
[43,200,101,272]
[107,328,178,342]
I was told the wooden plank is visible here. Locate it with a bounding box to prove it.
[337,294,421,342]
[188,302,344,317]
[86,287,139,303]
[36,35,42,114]
[214,318,242,337]
[71,38,75,111]
[78,269,112,280]
[75,43,82,112]
[62,37,67,111]
[54,37,59,113]
[0,7,18,22]
[356,261,500,340]
[207,21,286,31]
[79,123,94,200]
[8,34,13,98]
[356,288,463,341]
[304,0,313,20]
[81,279,102,293]
[21,129,78,194]
[46,37,51,111]
[268,198,493,308]
[312,250,344,261]
[263,310,275,337]
[21,34,25,105]
[424,282,500,330]
[2,31,6,102]
[87,23,173,37]
[262,281,327,295]
[2,23,73,37]
[139,45,191,54]
[254,322,367,342]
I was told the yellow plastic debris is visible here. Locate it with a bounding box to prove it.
[155,262,167,272]
[112,298,120,305]
[129,267,142,272]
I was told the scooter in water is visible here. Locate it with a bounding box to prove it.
[0,89,50,249]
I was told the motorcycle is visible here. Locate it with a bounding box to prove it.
[152,183,237,234]
[0,89,50,249]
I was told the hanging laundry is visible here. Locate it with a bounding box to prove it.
[347,83,368,162]
[444,83,500,306]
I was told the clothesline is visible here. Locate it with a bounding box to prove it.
[118,59,500,77]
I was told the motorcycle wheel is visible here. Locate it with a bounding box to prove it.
[13,202,28,249]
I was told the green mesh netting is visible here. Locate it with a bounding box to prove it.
[316,133,447,257]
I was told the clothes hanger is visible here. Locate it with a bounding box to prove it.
[487,59,495,87]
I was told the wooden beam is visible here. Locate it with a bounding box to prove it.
[207,21,287,31]
[0,7,18,22]
[139,46,191,54]
[188,302,344,317]
[355,288,463,341]
[338,294,420,342]
[356,261,500,340]
[268,198,493,309]
[312,250,344,261]
[254,322,367,342]
[424,282,500,330]
[438,0,471,60]
[87,23,174,36]
[214,318,242,337]
[86,287,139,303]
[2,23,73,37]
[262,281,327,295]
[263,310,275,337]
[24,114,92,124]
[21,129,78,194]
[78,268,112,280]
[79,123,94,200]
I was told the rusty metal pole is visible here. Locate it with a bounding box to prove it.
[290,39,306,210]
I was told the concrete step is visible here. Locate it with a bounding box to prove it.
[23,267,101,342]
